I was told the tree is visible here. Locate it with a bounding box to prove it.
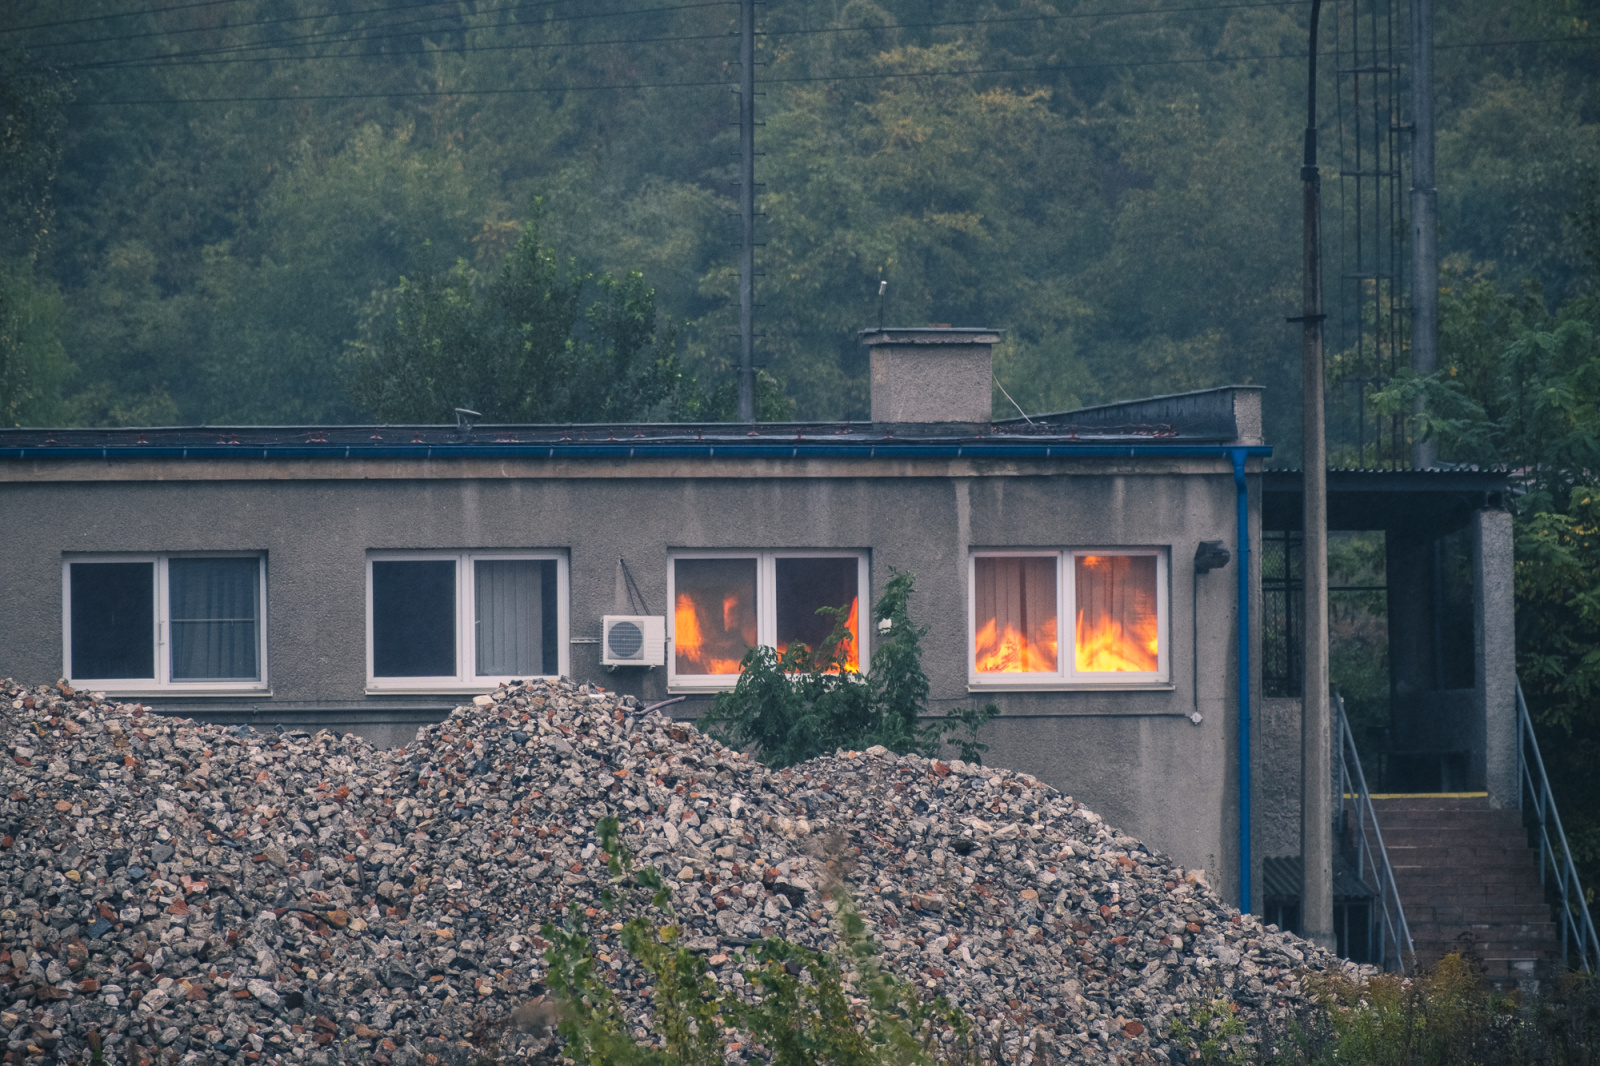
[0,53,71,426]
[1372,180,1600,897]
[348,217,688,424]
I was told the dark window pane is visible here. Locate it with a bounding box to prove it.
[475,560,548,677]
[775,557,860,670]
[169,558,260,680]
[70,562,154,679]
[540,560,558,674]
[673,559,757,675]
[372,561,456,677]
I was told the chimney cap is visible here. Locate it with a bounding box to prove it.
[858,326,1003,345]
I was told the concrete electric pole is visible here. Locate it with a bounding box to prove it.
[736,0,757,424]
[1299,0,1334,951]
[1409,0,1438,470]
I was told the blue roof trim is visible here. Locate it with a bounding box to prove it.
[3,442,1274,461]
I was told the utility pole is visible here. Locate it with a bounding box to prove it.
[1298,0,1334,951]
[1409,0,1437,469]
[736,0,757,423]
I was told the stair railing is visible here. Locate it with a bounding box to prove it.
[1334,692,1414,972]
[1515,678,1600,972]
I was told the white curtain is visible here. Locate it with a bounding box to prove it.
[475,560,545,677]
[169,558,259,680]
[973,556,1058,672]
[1074,554,1159,672]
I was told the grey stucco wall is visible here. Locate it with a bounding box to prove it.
[0,455,1258,902]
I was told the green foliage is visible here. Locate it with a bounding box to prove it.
[348,216,688,424]
[701,570,996,769]
[539,817,976,1066]
[1260,955,1600,1066]
[5,0,1590,430]
[0,53,71,426]
[0,261,71,426]
[1169,997,1250,1065]
[1368,181,1600,889]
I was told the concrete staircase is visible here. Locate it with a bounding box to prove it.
[1370,794,1562,986]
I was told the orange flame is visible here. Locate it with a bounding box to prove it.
[775,596,860,672]
[675,592,745,674]
[1073,555,1159,672]
[1074,610,1158,672]
[974,616,1058,673]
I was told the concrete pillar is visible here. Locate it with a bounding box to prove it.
[1474,508,1517,808]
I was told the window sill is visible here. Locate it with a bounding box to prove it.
[71,686,273,698]
[968,680,1175,693]
[365,681,559,696]
[666,681,739,694]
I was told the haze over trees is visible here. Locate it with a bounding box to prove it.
[0,0,1592,444]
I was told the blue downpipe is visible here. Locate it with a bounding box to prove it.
[1233,448,1252,912]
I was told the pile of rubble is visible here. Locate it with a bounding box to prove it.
[0,678,1353,1063]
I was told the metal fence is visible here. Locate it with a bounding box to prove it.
[1516,679,1600,972]
[1335,691,1414,971]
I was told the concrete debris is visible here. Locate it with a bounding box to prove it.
[0,678,1361,1063]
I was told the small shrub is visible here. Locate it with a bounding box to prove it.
[702,570,996,768]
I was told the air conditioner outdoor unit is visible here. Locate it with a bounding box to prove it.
[601,615,666,667]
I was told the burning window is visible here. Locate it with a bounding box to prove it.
[970,550,1166,685]
[672,558,758,676]
[670,553,865,685]
[973,556,1058,673]
[1075,555,1159,672]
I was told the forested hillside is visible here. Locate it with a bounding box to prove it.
[0,0,1595,442]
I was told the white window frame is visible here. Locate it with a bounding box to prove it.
[62,552,269,694]
[365,551,570,693]
[967,548,1170,690]
[667,550,870,692]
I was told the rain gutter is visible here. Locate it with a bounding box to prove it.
[1233,448,1253,912]
[3,442,1274,461]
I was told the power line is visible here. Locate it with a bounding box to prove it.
[4,0,566,48]
[60,26,734,74]
[62,34,1596,107]
[0,0,260,36]
[7,0,724,62]
[67,1,734,72]
[51,0,1302,74]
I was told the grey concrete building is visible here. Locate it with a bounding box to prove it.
[0,327,1521,950]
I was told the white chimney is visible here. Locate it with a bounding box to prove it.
[860,327,1002,425]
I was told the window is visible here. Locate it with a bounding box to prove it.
[668,552,867,689]
[367,552,567,689]
[969,550,1168,687]
[63,555,267,690]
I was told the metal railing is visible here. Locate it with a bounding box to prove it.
[1516,678,1600,972]
[1335,692,1414,972]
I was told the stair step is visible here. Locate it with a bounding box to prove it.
[1395,845,1542,870]
[1406,903,1554,924]
[1342,798,1563,981]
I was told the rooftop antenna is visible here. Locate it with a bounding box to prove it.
[454,408,481,435]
